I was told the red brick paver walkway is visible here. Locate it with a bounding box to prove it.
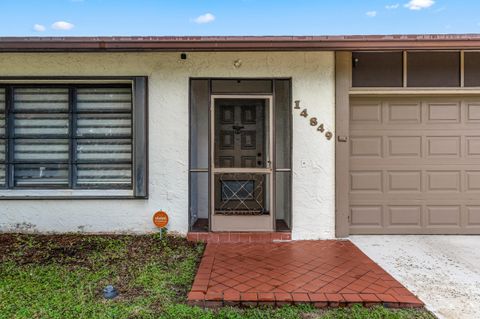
[188,241,423,308]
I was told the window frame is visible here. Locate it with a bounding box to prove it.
[352,51,404,88]
[0,77,148,199]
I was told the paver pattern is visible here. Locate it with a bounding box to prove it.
[188,240,424,308]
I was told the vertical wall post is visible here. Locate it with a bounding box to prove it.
[335,52,352,238]
[133,77,149,198]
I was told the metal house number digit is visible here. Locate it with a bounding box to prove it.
[294,100,301,109]
[300,109,308,117]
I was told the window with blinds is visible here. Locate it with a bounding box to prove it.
[75,88,132,188]
[1,85,135,190]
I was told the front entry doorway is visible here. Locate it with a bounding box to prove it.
[211,96,274,231]
[189,78,292,233]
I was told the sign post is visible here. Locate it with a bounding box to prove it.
[153,210,169,239]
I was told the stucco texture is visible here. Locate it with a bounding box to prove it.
[0,52,335,239]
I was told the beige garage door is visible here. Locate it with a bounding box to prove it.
[349,96,480,234]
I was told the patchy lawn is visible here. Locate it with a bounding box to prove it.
[0,234,435,319]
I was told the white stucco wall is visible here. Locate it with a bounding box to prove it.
[0,51,335,239]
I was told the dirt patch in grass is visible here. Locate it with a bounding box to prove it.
[1,234,108,266]
[0,233,198,266]
[0,234,203,308]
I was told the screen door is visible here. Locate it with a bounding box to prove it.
[210,96,274,231]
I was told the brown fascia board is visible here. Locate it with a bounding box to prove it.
[2,34,480,52]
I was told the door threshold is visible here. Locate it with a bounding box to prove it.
[187,231,291,243]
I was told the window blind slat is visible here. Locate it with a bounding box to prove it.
[76,139,132,162]
[14,88,69,112]
[0,88,5,112]
[14,164,69,187]
[77,88,132,112]
[76,114,132,137]
[14,114,69,136]
[76,164,132,187]
[0,165,4,187]
[0,132,5,187]
[14,139,69,162]
[0,140,6,163]
[0,89,4,139]
[0,115,4,137]
[77,102,131,112]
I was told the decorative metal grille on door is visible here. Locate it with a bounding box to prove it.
[215,173,267,215]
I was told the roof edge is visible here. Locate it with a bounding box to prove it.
[2,34,480,52]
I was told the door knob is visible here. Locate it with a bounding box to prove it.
[337,136,348,142]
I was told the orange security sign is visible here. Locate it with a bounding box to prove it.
[153,211,169,228]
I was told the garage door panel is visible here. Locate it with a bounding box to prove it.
[351,196,480,204]
[466,206,480,226]
[350,136,382,157]
[388,136,422,157]
[426,206,461,227]
[351,158,475,166]
[427,171,461,192]
[466,103,480,122]
[466,137,480,157]
[350,206,383,228]
[350,102,382,123]
[349,96,480,234]
[427,136,461,158]
[466,171,480,191]
[388,171,422,192]
[387,206,422,227]
[427,102,461,123]
[350,171,382,193]
[387,102,422,124]
[350,228,480,235]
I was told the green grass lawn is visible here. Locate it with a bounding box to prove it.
[0,233,435,319]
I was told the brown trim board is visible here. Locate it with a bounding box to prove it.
[3,35,480,52]
[335,51,352,238]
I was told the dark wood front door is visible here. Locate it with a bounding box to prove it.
[214,99,266,169]
[211,97,273,231]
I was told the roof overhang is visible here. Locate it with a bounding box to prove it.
[2,35,480,52]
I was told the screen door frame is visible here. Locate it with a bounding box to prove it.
[210,94,275,231]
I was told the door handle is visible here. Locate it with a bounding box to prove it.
[232,125,244,134]
[337,136,348,142]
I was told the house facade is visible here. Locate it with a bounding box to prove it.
[1,35,480,239]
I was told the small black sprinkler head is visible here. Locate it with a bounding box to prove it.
[103,285,118,299]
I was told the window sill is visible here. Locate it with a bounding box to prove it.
[0,189,137,200]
